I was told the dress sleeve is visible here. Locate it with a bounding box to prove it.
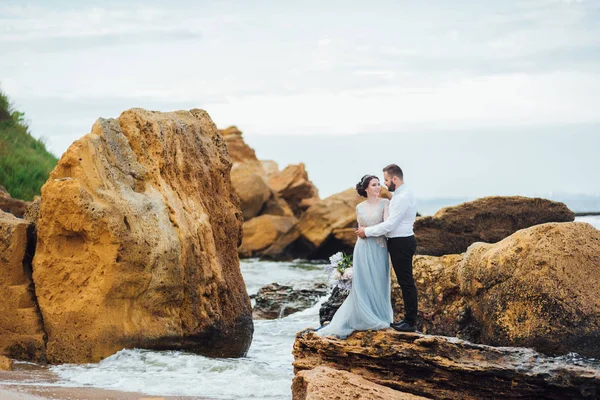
[383,199,390,221]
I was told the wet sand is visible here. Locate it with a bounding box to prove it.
[0,363,214,400]
[0,385,214,400]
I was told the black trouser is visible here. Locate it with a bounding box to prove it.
[388,235,418,325]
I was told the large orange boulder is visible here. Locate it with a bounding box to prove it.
[459,221,600,357]
[32,108,252,364]
[389,222,600,358]
[268,164,320,217]
[415,196,574,256]
[0,211,46,362]
[238,215,297,258]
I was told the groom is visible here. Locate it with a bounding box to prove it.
[355,164,419,332]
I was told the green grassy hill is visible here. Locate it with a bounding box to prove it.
[0,89,58,201]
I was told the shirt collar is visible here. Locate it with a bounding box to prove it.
[392,184,406,196]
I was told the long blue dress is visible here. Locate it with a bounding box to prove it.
[316,199,393,339]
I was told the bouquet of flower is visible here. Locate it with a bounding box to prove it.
[325,251,353,293]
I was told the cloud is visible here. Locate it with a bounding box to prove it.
[1,0,599,149]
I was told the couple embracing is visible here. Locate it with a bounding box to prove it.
[316,164,418,338]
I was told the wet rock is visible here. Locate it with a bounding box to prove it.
[253,283,327,320]
[293,330,600,400]
[319,286,349,326]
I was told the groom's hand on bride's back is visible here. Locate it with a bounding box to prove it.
[356,227,366,238]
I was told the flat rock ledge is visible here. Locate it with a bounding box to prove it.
[292,365,431,400]
[293,330,600,400]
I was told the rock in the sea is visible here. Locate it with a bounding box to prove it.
[239,215,297,258]
[253,283,327,320]
[0,211,46,362]
[0,186,29,218]
[292,366,430,400]
[264,188,391,260]
[32,108,253,364]
[415,196,575,256]
[293,330,600,400]
[268,164,320,218]
[0,355,13,371]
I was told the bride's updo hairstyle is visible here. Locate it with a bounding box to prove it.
[356,175,378,197]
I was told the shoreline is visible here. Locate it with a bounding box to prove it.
[0,366,216,400]
[0,385,215,400]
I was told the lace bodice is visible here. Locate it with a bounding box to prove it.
[357,199,389,248]
[357,199,389,227]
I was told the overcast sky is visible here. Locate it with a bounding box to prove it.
[1,0,599,199]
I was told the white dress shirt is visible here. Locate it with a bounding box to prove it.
[365,184,417,238]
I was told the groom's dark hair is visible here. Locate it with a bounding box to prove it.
[383,164,403,179]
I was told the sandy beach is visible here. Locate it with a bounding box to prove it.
[0,385,214,400]
[0,366,214,400]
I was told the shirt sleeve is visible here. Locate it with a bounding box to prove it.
[365,196,409,237]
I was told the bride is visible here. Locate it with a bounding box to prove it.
[316,174,393,339]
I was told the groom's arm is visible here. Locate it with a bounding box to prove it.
[365,196,409,237]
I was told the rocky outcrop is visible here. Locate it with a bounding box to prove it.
[292,366,430,400]
[268,164,320,217]
[0,355,13,371]
[414,196,575,256]
[390,222,600,359]
[293,331,600,400]
[0,186,29,218]
[0,211,46,362]
[252,283,327,320]
[264,188,391,260]
[458,221,600,357]
[220,127,319,258]
[32,108,252,364]
[239,215,298,258]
